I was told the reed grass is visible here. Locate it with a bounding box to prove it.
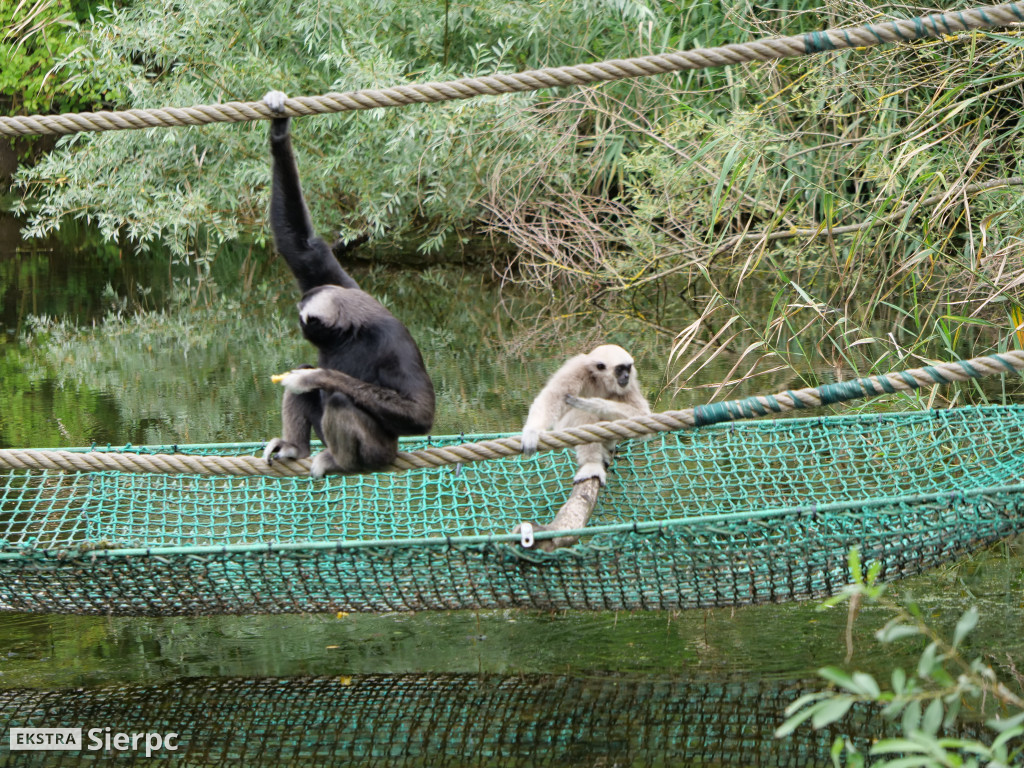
[483,1,1024,405]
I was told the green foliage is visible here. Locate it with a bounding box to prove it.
[13,0,1024,399]
[482,3,1024,398]
[11,0,678,263]
[777,549,1024,767]
[1,0,108,119]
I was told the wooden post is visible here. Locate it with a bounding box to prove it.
[514,477,602,552]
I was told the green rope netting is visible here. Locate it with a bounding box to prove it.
[2,406,1023,615]
[0,674,985,766]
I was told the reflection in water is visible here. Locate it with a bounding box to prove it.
[0,673,929,767]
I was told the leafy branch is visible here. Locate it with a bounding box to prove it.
[776,549,1024,767]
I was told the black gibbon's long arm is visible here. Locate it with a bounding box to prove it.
[290,368,434,436]
[269,117,357,293]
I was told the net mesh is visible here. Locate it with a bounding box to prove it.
[2,406,1023,615]
[0,674,984,766]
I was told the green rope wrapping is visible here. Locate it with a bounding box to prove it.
[2,2,1023,137]
[2,406,1023,615]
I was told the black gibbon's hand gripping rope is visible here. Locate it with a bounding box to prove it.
[1,2,1023,138]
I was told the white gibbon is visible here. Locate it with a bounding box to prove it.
[521,344,651,485]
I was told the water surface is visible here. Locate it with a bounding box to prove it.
[0,213,1022,765]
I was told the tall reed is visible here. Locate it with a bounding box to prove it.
[484,2,1024,404]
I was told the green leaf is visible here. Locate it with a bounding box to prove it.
[871,759,946,768]
[891,667,907,694]
[903,699,922,734]
[775,700,824,738]
[869,737,929,755]
[941,696,961,730]
[848,547,863,584]
[876,620,922,643]
[882,698,908,719]
[783,691,830,716]
[865,560,882,586]
[830,736,845,766]
[811,696,855,729]
[819,666,857,691]
[987,711,1024,733]
[952,607,979,649]
[929,666,955,687]
[935,738,990,755]
[851,672,880,698]
[990,724,1024,752]
[917,642,940,678]
[921,698,943,737]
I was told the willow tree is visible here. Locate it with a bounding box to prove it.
[11,0,668,266]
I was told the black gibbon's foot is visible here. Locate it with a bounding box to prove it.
[310,451,344,479]
[263,438,310,464]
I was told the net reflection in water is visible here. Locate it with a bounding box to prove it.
[0,672,966,766]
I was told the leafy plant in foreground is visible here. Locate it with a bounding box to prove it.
[777,549,1024,767]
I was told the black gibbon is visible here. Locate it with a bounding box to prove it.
[521,344,651,485]
[261,91,435,478]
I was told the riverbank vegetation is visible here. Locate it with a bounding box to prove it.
[8,0,1024,403]
[0,0,109,157]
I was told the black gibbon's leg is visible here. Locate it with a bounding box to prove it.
[264,389,321,462]
[318,393,399,476]
[268,366,427,475]
[275,367,434,441]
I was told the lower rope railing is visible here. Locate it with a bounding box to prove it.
[1,2,1023,137]
[0,350,1020,477]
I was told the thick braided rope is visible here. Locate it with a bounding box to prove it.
[0,351,1020,477]
[2,2,1023,138]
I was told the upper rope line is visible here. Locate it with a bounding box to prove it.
[2,2,1023,138]
[0,350,1021,477]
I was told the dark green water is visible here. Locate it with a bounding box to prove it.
[0,213,1022,765]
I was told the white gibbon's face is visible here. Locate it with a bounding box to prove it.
[586,344,636,395]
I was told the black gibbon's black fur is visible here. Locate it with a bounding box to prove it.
[261,92,435,478]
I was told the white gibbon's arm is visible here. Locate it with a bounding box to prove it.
[564,394,649,422]
[520,355,590,457]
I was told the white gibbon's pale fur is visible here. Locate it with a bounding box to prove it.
[521,344,651,485]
